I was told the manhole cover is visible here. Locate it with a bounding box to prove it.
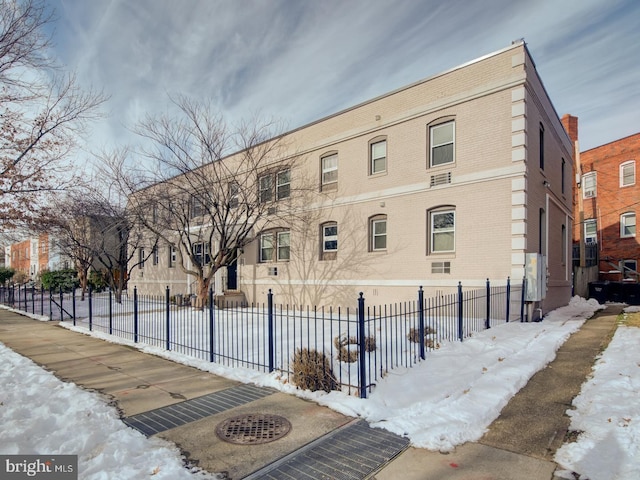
[215,414,292,445]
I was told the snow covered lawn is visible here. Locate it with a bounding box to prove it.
[554,306,640,480]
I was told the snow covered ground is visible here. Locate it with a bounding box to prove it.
[1,298,638,479]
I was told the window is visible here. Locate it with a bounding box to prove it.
[259,175,273,203]
[621,161,635,187]
[430,210,455,253]
[621,212,636,238]
[539,208,546,255]
[138,247,145,269]
[276,170,290,200]
[370,216,387,251]
[584,219,597,243]
[539,123,545,170]
[561,158,566,194]
[229,182,239,208]
[323,224,338,252]
[277,231,290,260]
[190,196,204,218]
[582,172,596,198]
[152,246,159,266]
[429,121,454,167]
[561,224,567,264]
[169,245,177,268]
[260,230,290,262]
[259,169,291,202]
[321,153,338,188]
[194,242,211,265]
[370,139,387,174]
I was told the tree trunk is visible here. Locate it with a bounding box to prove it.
[194,276,210,309]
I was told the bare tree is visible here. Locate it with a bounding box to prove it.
[38,167,156,303]
[125,95,296,308]
[0,0,106,227]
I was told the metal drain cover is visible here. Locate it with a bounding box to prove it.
[215,414,292,445]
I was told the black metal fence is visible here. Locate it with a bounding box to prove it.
[1,278,524,398]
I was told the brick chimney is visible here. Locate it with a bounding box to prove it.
[561,114,578,143]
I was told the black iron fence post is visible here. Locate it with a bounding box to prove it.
[485,279,491,330]
[520,276,526,322]
[267,289,274,373]
[31,284,35,313]
[133,287,139,343]
[506,277,511,322]
[457,282,464,341]
[48,287,53,320]
[108,288,113,335]
[88,286,93,331]
[209,288,215,363]
[40,285,44,315]
[165,286,171,351]
[418,287,425,360]
[59,286,63,321]
[72,287,76,325]
[358,292,367,399]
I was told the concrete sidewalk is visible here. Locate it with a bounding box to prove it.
[373,304,622,480]
[0,305,623,479]
[0,308,351,479]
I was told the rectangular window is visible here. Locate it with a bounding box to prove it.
[584,219,597,243]
[321,154,338,187]
[561,158,566,194]
[539,124,545,170]
[431,210,455,253]
[259,175,273,203]
[259,231,290,262]
[260,234,274,262]
[621,161,635,187]
[621,212,636,238]
[370,140,387,174]
[138,247,145,269]
[323,224,338,252]
[152,246,159,265]
[169,245,177,268]
[561,225,567,264]
[277,231,290,260]
[582,172,596,198]
[372,219,387,251]
[190,196,204,218]
[229,182,239,208]
[276,170,291,200]
[194,242,211,265]
[430,122,454,167]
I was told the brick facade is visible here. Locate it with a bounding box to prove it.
[572,126,640,281]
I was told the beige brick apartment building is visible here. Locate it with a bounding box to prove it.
[130,41,574,313]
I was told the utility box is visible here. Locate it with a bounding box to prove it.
[525,253,547,301]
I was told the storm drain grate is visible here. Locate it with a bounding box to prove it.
[216,414,292,445]
[245,419,410,480]
[123,384,276,436]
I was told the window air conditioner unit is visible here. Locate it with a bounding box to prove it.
[584,191,595,198]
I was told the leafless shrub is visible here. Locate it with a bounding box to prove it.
[291,348,338,393]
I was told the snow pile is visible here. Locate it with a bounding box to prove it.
[0,342,220,480]
[555,318,640,480]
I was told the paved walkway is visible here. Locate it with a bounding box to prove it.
[0,305,623,479]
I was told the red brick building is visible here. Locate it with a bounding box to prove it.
[565,114,639,282]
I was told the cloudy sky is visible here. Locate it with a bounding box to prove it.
[44,0,639,154]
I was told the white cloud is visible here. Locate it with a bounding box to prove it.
[46,0,639,152]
